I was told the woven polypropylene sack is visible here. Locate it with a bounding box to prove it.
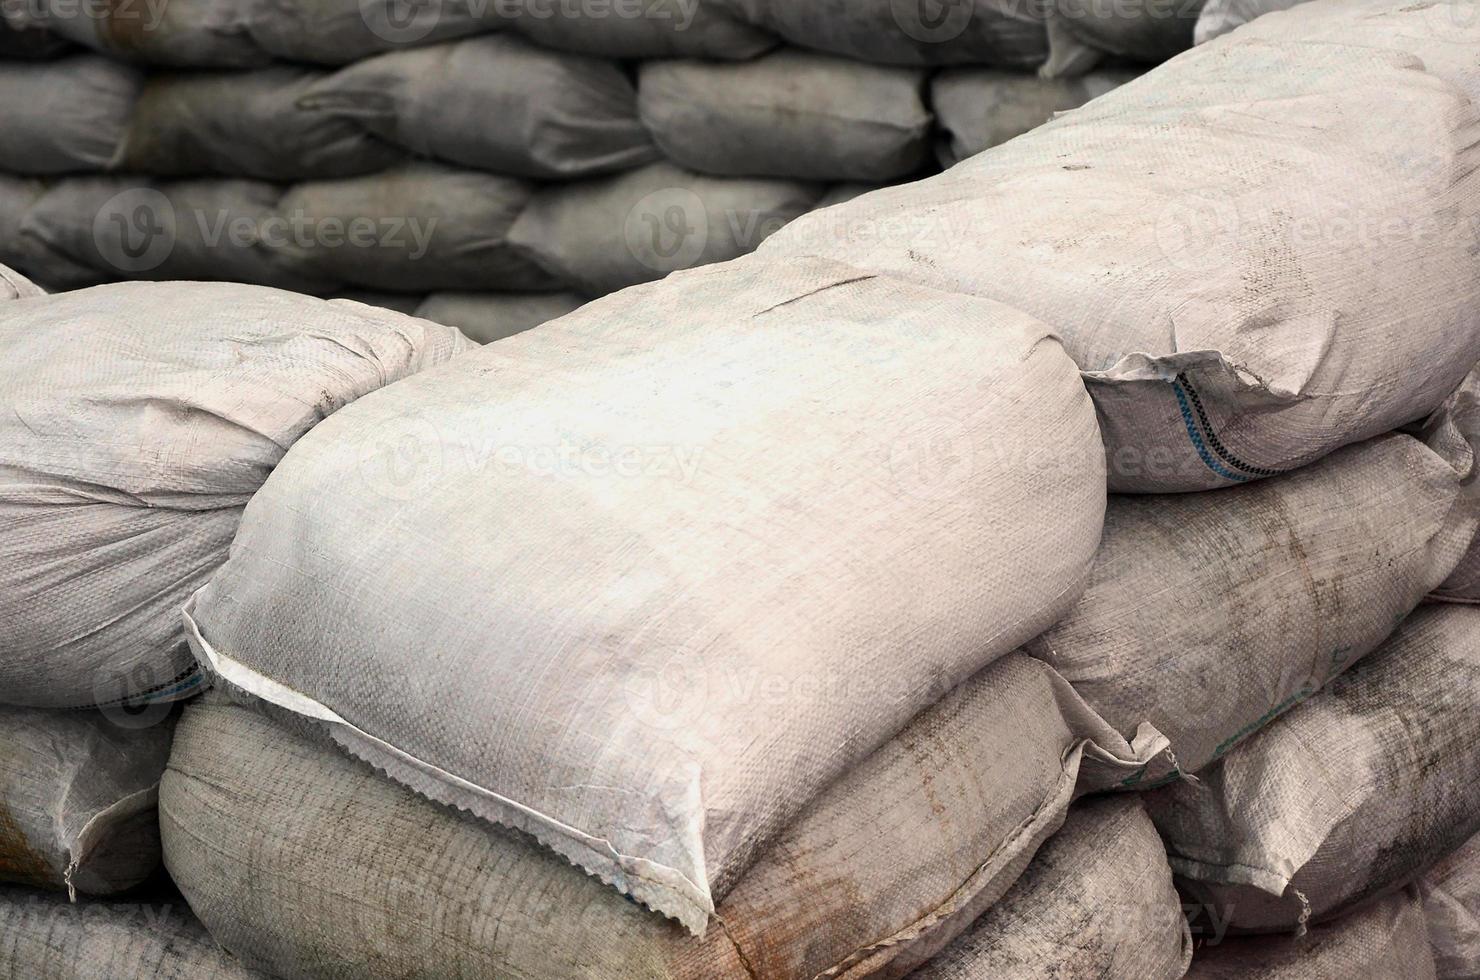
[246,0,491,65]
[1194,0,1305,44]
[0,282,471,709]
[0,262,41,300]
[0,707,173,896]
[299,35,658,180]
[931,68,1134,167]
[1421,832,1480,979]
[183,255,1108,935]
[1149,604,1480,932]
[0,56,139,174]
[26,0,268,66]
[1054,0,1206,62]
[161,653,1156,979]
[1029,431,1478,790]
[761,0,1480,491]
[414,291,587,345]
[638,51,930,182]
[494,0,776,58]
[1423,363,1480,604]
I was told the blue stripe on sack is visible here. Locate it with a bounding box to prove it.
[1172,380,1250,483]
[1179,374,1283,479]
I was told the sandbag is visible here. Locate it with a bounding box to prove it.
[120,67,403,180]
[0,175,105,291]
[913,796,1190,980]
[1423,833,1480,980]
[1185,890,1436,979]
[1053,0,1205,62]
[0,707,173,896]
[0,888,268,979]
[332,290,425,315]
[0,56,139,174]
[932,68,1134,167]
[1028,431,1478,789]
[1149,604,1480,932]
[761,0,1480,491]
[638,51,930,181]
[0,261,41,300]
[0,282,471,708]
[414,290,586,344]
[246,0,492,64]
[1194,0,1304,43]
[496,0,776,58]
[183,254,1109,935]
[1424,364,1480,604]
[299,35,658,180]
[272,163,556,292]
[509,161,821,294]
[162,654,1156,980]
[25,0,268,66]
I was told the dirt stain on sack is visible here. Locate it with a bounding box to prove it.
[0,803,55,887]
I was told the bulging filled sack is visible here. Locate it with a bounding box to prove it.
[1053,0,1205,62]
[0,55,139,174]
[0,282,471,708]
[0,707,173,896]
[0,176,104,292]
[495,0,776,59]
[183,254,1109,935]
[1148,604,1480,932]
[120,67,403,180]
[1194,0,1305,44]
[1422,832,1480,980]
[0,887,268,979]
[508,161,821,294]
[1424,363,1480,604]
[162,654,1156,980]
[414,290,587,344]
[25,0,268,66]
[638,51,930,182]
[299,35,657,180]
[246,0,491,65]
[912,796,1191,980]
[761,0,1480,490]
[1030,430,1478,788]
[931,68,1134,167]
[1185,890,1436,979]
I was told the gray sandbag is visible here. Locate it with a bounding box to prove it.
[932,68,1135,167]
[299,35,658,180]
[1185,890,1436,979]
[182,254,1112,936]
[21,177,339,293]
[1423,363,1480,604]
[1194,0,1305,44]
[813,182,880,209]
[414,290,586,344]
[638,50,930,182]
[0,55,139,174]
[0,888,268,979]
[246,0,492,65]
[1422,833,1480,979]
[1054,0,1206,63]
[0,174,104,291]
[1149,604,1480,932]
[760,0,1480,491]
[0,707,173,896]
[508,161,821,294]
[1029,431,1478,789]
[0,12,71,58]
[496,0,776,58]
[25,0,268,66]
[0,281,471,709]
[162,655,1157,979]
[120,67,403,180]
[913,797,1191,980]
[272,163,557,292]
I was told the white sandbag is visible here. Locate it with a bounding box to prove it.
[932,68,1135,167]
[913,797,1191,980]
[272,163,557,292]
[0,282,471,709]
[1054,0,1205,62]
[1423,364,1480,604]
[1422,833,1480,980]
[162,655,1156,980]
[0,261,41,299]
[1029,431,1478,789]
[414,290,586,344]
[1194,0,1304,44]
[1185,890,1436,979]
[299,35,658,180]
[26,0,268,66]
[761,0,1480,491]
[1149,604,1480,932]
[183,254,1110,935]
[0,888,268,979]
[246,0,491,65]
[332,290,425,315]
[0,707,172,896]
[638,50,930,182]
[0,55,139,174]
[120,67,403,180]
[509,161,821,294]
[497,0,775,58]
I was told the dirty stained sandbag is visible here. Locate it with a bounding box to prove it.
[508,161,822,294]
[1185,890,1436,979]
[24,0,269,66]
[760,0,1480,491]
[932,68,1135,167]
[246,0,491,65]
[183,254,1110,935]
[1422,832,1480,979]
[1148,604,1480,933]
[638,51,930,182]
[299,35,658,180]
[163,654,1159,980]
[1422,362,1480,604]
[495,0,777,59]
[1028,430,1479,790]
[120,67,403,180]
[1053,0,1206,63]
[0,56,140,174]
[273,163,558,292]
[0,888,269,979]
[1194,0,1305,44]
[0,707,173,896]
[912,797,1191,980]
[0,282,472,709]
[414,290,587,344]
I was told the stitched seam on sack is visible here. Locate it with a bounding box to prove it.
[1176,373,1284,478]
